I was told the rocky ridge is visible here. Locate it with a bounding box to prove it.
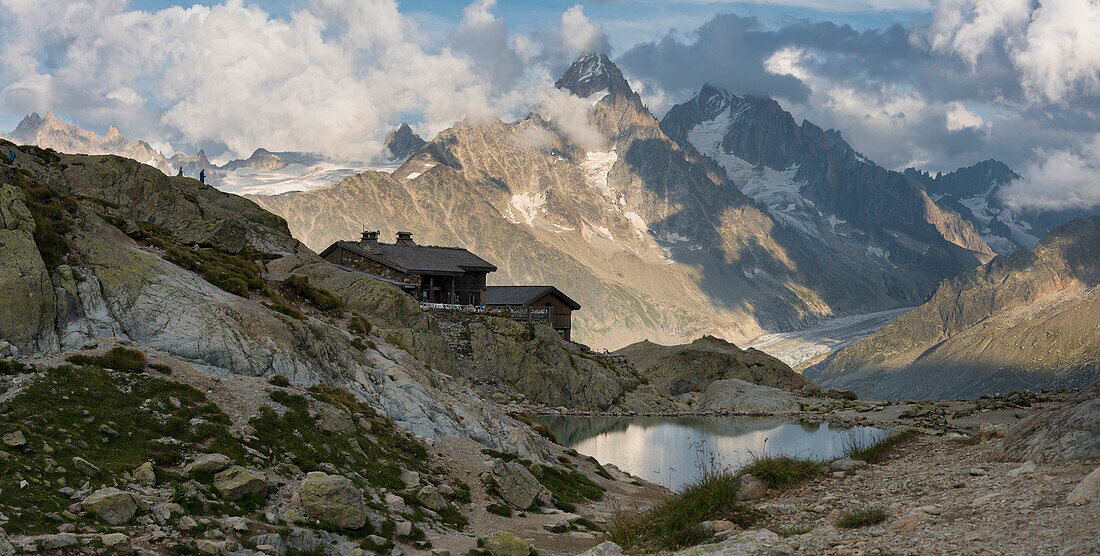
[5,112,173,175]
[808,215,1100,400]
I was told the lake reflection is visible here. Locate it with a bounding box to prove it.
[533,415,887,491]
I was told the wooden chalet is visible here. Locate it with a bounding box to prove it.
[320,231,497,304]
[484,286,581,341]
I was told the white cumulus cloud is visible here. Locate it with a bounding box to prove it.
[0,0,610,161]
[1000,134,1100,211]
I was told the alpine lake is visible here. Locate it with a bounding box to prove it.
[531,415,888,491]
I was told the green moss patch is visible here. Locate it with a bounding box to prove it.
[250,385,427,491]
[0,365,242,535]
[127,220,275,298]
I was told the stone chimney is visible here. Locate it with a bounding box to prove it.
[395,231,416,246]
[359,230,382,254]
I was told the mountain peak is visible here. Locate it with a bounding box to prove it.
[102,126,123,143]
[555,52,636,100]
[385,122,426,162]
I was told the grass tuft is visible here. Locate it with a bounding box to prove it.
[606,470,760,551]
[738,454,824,489]
[286,275,343,316]
[67,347,146,372]
[842,430,917,464]
[836,508,887,528]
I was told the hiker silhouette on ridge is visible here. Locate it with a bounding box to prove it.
[199,168,206,184]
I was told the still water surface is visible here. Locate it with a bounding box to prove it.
[533,416,887,491]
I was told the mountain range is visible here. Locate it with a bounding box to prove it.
[807,215,1100,399]
[5,54,1098,368]
[2,113,424,195]
[248,54,1008,349]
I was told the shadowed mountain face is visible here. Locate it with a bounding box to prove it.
[807,215,1100,400]
[661,84,993,293]
[905,160,1100,255]
[251,55,993,350]
[384,123,426,163]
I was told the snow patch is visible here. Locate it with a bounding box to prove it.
[508,192,547,226]
[582,150,618,197]
[406,172,421,180]
[624,211,648,236]
[585,90,610,106]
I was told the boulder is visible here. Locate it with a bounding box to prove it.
[491,460,548,509]
[696,379,799,413]
[735,474,768,501]
[133,461,156,487]
[482,532,532,556]
[999,380,1100,462]
[1,431,25,448]
[82,487,137,525]
[102,533,133,554]
[188,453,232,475]
[416,485,447,511]
[40,534,78,550]
[72,456,100,475]
[214,466,267,501]
[299,472,367,529]
[578,542,624,556]
[800,383,823,397]
[826,387,858,400]
[978,422,1008,440]
[313,405,355,435]
[399,469,420,489]
[1066,466,1100,505]
[196,540,222,555]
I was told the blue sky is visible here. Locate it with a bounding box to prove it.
[1,0,1097,209]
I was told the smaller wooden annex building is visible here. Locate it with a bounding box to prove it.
[485,286,581,341]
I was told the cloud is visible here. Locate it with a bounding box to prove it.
[0,0,606,161]
[450,0,525,93]
[945,101,985,131]
[511,126,555,149]
[924,0,1100,104]
[559,5,611,56]
[999,134,1100,211]
[537,86,607,150]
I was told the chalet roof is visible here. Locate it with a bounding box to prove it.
[485,286,581,310]
[324,241,497,276]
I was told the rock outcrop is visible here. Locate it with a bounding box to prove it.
[468,317,633,411]
[696,379,799,413]
[999,380,1100,462]
[615,336,812,396]
[0,181,57,354]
